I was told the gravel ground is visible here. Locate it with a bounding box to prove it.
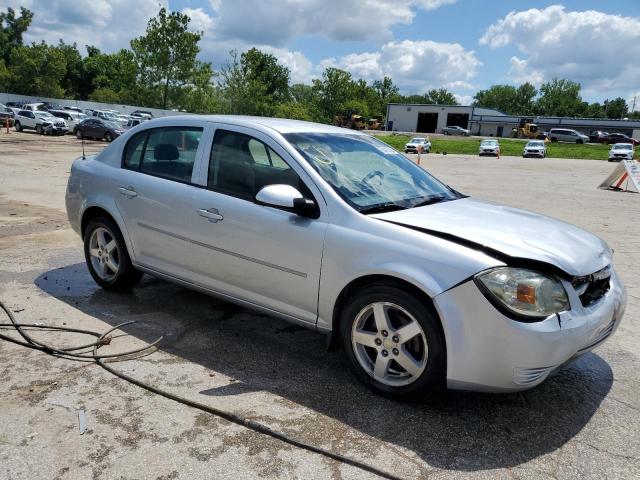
[0,131,638,480]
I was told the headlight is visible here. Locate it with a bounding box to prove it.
[475,267,569,320]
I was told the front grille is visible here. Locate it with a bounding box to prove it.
[572,266,611,307]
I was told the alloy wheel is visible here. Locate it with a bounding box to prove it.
[88,227,120,281]
[351,302,428,387]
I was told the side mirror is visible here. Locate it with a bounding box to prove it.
[255,184,320,219]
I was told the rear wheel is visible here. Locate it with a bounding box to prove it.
[14,121,22,132]
[340,284,445,398]
[550,137,558,143]
[84,217,143,291]
[75,130,83,139]
[104,132,113,142]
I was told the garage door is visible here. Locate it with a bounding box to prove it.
[417,113,438,133]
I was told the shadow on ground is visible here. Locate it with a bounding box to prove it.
[35,263,614,471]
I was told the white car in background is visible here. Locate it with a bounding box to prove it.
[523,140,547,158]
[479,139,500,156]
[14,110,68,135]
[404,137,431,153]
[49,110,87,131]
[608,143,634,162]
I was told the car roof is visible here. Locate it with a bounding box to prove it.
[145,115,368,135]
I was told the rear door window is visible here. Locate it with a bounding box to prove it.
[123,126,203,183]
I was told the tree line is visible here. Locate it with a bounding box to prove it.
[1,6,637,122]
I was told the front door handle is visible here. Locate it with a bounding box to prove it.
[118,186,137,198]
[198,208,224,223]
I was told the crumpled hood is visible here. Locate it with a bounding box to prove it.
[372,197,611,277]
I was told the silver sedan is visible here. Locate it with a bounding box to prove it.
[66,116,626,397]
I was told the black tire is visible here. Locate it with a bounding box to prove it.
[36,125,43,135]
[75,129,83,139]
[550,137,558,143]
[14,121,22,132]
[104,132,113,142]
[83,217,143,291]
[339,283,446,398]
[576,139,583,144]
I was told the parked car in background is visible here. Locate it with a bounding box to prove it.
[22,102,46,112]
[74,118,123,142]
[49,110,87,131]
[125,118,143,129]
[40,102,67,111]
[442,125,470,136]
[14,110,68,134]
[608,143,635,162]
[523,140,547,158]
[589,130,609,143]
[479,139,500,156]
[547,128,589,144]
[5,101,27,110]
[65,115,626,397]
[64,106,84,114]
[404,137,431,153]
[0,103,15,127]
[602,133,639,146]
[131,110,153,119]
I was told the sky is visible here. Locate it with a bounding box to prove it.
[2,0,639,109]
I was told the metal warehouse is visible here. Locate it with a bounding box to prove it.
[385,103,640,139]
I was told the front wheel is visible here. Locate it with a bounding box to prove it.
[14,121,22,132]
[75,130,83,139]
[84,217,143,291]
[104,132,113,142]
[340,284,445,398]
[36,125,43,135]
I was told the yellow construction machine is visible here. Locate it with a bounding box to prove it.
[333,110,366,130]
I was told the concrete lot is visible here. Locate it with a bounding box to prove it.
[0,131,639,480]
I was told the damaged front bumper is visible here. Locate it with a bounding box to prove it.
[433,267,626,392]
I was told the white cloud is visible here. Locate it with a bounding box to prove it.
[210,0,456,45]
[182,8,215,33]
[2,0,165,53]
[260,47,315,84]
[322,40,481,93]
[480,5,640,94]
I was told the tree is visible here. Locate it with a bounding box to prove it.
[130,7,209,109]
[603,97,628,119]
[513,82,537,114]
[218,50,263,115]
[312,67,355,121]
[8,42,66,97]
[241,48,290,104]
[56,41,84,98]
[0,7,33,64]
[0,59,9,91]
[424,88,459,105]
[83,48,139,103]
[473,84,518,113]
[536,78,583,117]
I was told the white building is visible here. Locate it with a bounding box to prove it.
[385,103,640,139]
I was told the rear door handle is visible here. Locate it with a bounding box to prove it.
[118,186,137,198]
[198,208,223,223]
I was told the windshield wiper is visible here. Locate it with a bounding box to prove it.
[360,203,407,215]
[410,194,448,208]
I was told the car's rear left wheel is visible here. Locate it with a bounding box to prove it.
[104,132,112,142]
[84,217,143,291]
[340,284,445,398]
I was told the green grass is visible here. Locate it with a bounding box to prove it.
[375,135,638,161]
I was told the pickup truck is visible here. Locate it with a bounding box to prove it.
[14,110,68,135]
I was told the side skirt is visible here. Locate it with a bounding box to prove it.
[134,262,318,332]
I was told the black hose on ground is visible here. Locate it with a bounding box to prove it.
[0,300,405,480]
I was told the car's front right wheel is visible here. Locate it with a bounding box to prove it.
[83,217,143,291]
[340,284,446,398]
